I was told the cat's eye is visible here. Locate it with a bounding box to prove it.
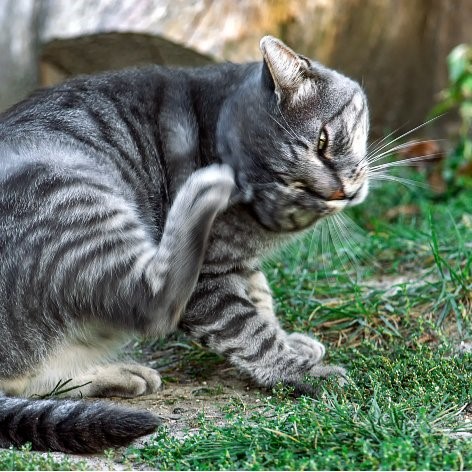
[318,129,328,154]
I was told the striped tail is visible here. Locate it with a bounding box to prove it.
[0,396,160,453]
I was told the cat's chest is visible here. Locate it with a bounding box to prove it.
[201,206,286,271]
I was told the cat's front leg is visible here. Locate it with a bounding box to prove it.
[138,163,235,334]
[182,270,346,396]
[247,271,325,362]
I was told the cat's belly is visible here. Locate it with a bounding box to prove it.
[0,323,128,397]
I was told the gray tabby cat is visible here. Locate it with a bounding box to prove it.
[0,36,369,452]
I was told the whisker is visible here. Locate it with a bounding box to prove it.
[307,220,320,263]
[307,221,324,283]
[334,213,379,269]
[333,213,371,272]
[368,173,429,189]
[326,217,357,281]
[365,116,440,162]
[331,214,364,274]
[263,109,296,140]
[367,139,444,164]
[320,218,335,281]
[367,139,426,163]
[369,152,442,171]
[334,213,368,247]
[276,103,308,145]
[367,122,410,154]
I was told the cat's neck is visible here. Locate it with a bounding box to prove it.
[187,63,259,166]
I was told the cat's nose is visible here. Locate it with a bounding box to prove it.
[328,189,346,200]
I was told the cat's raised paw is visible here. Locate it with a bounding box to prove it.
[186,164,236,213]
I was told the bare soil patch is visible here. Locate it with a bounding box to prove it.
[38,341,265,470]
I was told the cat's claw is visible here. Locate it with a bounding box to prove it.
[308,364,348,386]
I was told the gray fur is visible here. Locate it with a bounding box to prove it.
[0,36,369,452]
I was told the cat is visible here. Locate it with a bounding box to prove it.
[0,36,369,453]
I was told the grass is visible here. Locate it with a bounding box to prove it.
[0,445,88,471]
[127,346,471,470]
[1,166,471,470]
[124,168,471,471]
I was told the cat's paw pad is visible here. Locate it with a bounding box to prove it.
[286,332,325,362]
[85,363,162,398]
[187,164,235,212]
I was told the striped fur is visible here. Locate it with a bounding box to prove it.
[0,397,159,453]
[0,36,369,451]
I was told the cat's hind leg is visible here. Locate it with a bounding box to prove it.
[73,363,162,398]
[1,338,161,399]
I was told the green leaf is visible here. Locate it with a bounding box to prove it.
[459,101,472,123]
[448,44,470,83]
[429,97,456,118]
[460,74,472,97]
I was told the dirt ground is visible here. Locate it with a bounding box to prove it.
[6,325,472,470]
[45,380,259,470]
[38,340,265,470]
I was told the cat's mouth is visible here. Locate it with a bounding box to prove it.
[325,180,369,213]
[230,173,368,232]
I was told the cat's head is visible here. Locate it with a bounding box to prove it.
[218,36,369,232]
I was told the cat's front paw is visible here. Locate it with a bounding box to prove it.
[282,336,347,395]
[286,332,325,363]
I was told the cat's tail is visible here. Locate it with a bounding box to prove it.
[0,396,160,453]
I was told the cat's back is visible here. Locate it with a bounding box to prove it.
[0,67,165,143]
[0,66,183,232]
[0,61,253,244]
[0,62,243,137]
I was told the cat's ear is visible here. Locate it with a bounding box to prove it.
[260,36,310,103]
